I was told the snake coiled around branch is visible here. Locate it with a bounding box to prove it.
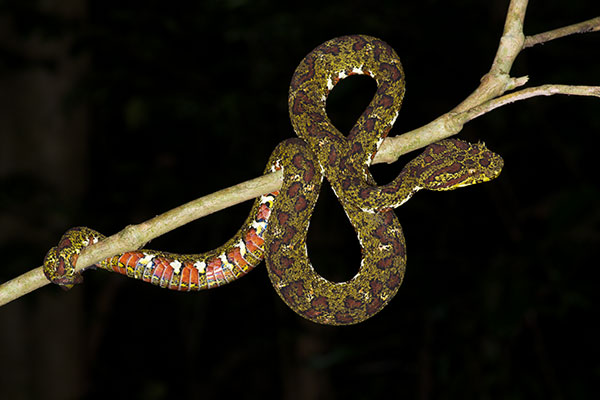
[43,35,503,325]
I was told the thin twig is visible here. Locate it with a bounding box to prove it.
[524,16,600,48]
[459,84,600,123]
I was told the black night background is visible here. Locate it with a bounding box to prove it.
[0,1,599,399]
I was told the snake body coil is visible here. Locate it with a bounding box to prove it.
[43,35,503,325]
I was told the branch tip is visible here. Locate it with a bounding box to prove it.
[508,76,529,90]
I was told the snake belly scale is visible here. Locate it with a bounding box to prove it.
[43,35,503,325]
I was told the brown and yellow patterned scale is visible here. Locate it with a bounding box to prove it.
[43,35,503,325]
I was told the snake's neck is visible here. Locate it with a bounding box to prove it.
[386,165,424,208]
[339,164,422,213]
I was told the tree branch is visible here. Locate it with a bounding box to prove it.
[524,16,600,48]
[452,0,528,113]
[458,84,600,123]
[1,0,598,307]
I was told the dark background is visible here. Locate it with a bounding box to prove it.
[1,0,599,399]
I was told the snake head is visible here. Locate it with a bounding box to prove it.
[418,139,504,191]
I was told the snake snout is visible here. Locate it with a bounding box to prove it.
[484,151,504,179]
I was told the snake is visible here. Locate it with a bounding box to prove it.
[43,35,503,325]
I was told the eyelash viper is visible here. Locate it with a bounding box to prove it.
[43,35,503,325]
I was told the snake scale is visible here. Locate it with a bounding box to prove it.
[43,35,503,325]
